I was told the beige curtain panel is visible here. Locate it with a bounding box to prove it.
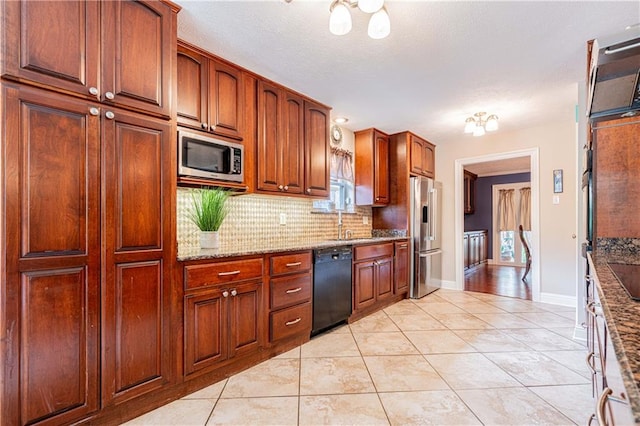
[330,147,354,181]
[498,189,516,231]
[520,187,531,231]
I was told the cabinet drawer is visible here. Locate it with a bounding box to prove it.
[270,302,312,341]
[185,258,263,290]
[354,243,393,261]
[270,252,312,275]
[270,274,312,310]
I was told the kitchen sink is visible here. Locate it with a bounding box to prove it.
[608,263,640,301]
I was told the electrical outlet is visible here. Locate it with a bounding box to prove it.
[362,215,368,225]
[279,213,287,225]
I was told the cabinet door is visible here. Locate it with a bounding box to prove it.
[102,108,173,405]
[374,131,390,205]
[479,232,487,263]
[410,136,424,175]
[2,84,100,425]
[1,1,100,99]
[282,91,305,194]
[354,261,376,311]
[177,44,209,131]
[463,235,470,269]
[208,59,243,140]
[257,80,283,192]
[101,0,174,117]
[422,141,435,178]
[394,242,409,294]
[185,289,229,375]
[304,100,330,197]
[376,256,394,300]
[228,281,264,358]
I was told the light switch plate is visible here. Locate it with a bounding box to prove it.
[279,213,287,225]
[363,215,368,225]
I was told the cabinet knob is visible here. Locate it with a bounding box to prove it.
[278,185,284,190]
[306,188,311,194]
[210,124,216,131]
[222,290,229,298]
[284,185,289,191]
[231,289,237,297]
[89,107,100,116]
[105,111,115,120]
[105,91,115,100]
[89,87,99,96]
[201,123,208,129]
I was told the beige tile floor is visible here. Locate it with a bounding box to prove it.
[124,289,593,426]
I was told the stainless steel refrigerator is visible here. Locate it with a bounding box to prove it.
[409,177,443,298]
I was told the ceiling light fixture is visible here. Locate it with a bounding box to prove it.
[334,117,349,124]
[329,0,390,39]
[464,112,499,137]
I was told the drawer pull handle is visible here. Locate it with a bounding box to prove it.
[399,244,408,248]
[218,270,241,277]
[286,287,302,294]
[597,388,613,425]
[285,318,302,326]
[286,262,302,267]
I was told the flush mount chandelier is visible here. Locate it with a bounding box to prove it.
[464,112,499,137]
[329,0,390,39]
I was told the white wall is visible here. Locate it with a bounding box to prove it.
[437,114,579,299]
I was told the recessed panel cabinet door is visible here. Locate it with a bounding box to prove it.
[374,132,390,204]
[228,281,264,358]
[354,261,376,311]
[101,0,174,117]
[282,92,305,194]
[2,84,100,425]
[376,256,394,300]
[102,108,173,406]
[177,44,209,130]
[1,0,100,98]
[394,242,409,294]
[304,101,330,197]
[257,81,283,192]
[209,59,244,139]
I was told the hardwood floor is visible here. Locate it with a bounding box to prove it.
[464,263,531,300]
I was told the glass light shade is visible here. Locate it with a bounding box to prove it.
[473,124,485,137]
[367,7,390,39]
[358,0,384,13]
[485,115,499,131]
[329,2,352,36]
[464,117,476,134]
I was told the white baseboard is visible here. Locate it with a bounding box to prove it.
[539,292,577,308]
[573,325,587,342]
[440,280,461,291]
[487,258,495,265]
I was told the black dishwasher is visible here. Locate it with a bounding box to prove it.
[312,246,353,336]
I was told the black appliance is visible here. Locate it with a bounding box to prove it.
[312,246,352,336]
[582,146,594,258]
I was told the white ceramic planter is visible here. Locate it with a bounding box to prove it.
[200,231,219,249]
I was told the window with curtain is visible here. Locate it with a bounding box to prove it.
[313,147,355,212]
[519,187,532,263]
[498,189,516,262]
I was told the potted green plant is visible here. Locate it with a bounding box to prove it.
[188,188,230,249]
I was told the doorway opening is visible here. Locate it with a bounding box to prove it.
[455,148,540,302]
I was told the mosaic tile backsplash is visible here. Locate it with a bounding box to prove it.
[177,189,373,255]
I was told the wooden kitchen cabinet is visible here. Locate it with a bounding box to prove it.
[1,83,101,426]
[410,134,436,178]
[177,41,244,140]
[464,230,488,270]
[101,107,174,406]
[353,243,394,312]
[355,128,390,206]
[2,0,178,118]
[183,257,265,376]
[394,240,410,295]
[257,80,330,197]
[464,170,477,214]
[267,251,313,342]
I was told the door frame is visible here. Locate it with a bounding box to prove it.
[454,148,541,302]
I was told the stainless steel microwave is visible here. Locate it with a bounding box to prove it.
[178,130,244,183]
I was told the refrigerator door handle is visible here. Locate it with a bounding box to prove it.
[418,249,443,257]
[429,188,437,241]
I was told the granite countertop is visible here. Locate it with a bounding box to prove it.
[588,249,640,423]
[177,236,408,261]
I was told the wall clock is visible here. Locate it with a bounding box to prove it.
[331,124,343,145]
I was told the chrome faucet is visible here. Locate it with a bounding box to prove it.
[337,210,343,240]
[345,229,353,240]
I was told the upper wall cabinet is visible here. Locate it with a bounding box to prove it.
[257,79,330,198]
[1,0,177,118]
[355,128,390,206]
[177,41,244,140]
[409,133,435,178]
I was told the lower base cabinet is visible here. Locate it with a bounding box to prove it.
[394,240,410,295]
[353,243,394,312]
[464,230,488,270]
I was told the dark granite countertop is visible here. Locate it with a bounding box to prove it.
[177,236,408,262]
[588,248,640,423]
